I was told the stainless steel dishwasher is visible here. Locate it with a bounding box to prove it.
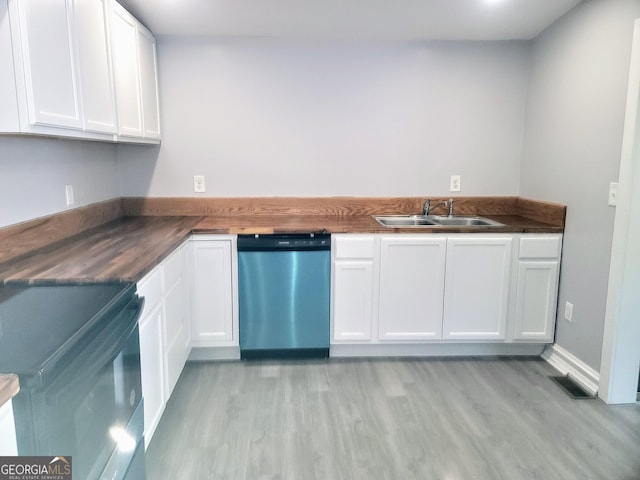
[237,233,331,360]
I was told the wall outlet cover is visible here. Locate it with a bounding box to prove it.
[564,301,574,322]
[194,175,206,193]
[608,182,618,206]
[65,185,74,206]
[450,175,461,192]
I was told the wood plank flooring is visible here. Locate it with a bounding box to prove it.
[146,358,640,480]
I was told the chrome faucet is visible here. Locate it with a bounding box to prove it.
[448,198,454,217]
[423,199,448,216]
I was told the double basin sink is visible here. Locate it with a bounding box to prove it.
[373,215,505,228]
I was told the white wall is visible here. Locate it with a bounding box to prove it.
[118,39,530,197]
[0,136,119,228]
[520,0,640,371]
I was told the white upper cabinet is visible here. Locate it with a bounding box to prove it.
[7,0,83,130]
[0,3,19,132]
[110,0,160,140]
[137,24,160,139]
[0,0,160,142]
[110,1,142,137]
[74,0,117,133]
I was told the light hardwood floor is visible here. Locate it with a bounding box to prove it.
[146,358,640,480]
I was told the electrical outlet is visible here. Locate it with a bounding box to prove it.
[194,175,206,193]
[564,301,574,322]
[608,182,618,206]
[450,175,461,192]
[65,185,74,206]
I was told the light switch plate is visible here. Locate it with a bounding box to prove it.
[608,182,618,206]
[450,175,461,192]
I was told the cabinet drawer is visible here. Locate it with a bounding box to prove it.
[138,265,163,312]
[519,236,561,259]
[334,236,375,259]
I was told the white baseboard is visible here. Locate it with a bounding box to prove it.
[541,344,600,395]
[330,343,546,358]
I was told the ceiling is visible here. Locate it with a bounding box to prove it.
[118,0,582,41]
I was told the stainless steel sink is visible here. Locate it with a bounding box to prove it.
[426,215,505,227]
[373,215,504,228]
[374,215,438,227]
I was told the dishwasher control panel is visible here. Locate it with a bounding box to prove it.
[237,233,331,251]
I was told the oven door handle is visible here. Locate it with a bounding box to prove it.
[45,296,145,404]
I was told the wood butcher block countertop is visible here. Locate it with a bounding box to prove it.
[0,216,203,285]
[0,374,19,409]
[0,196,565,285]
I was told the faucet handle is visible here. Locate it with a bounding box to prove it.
[423,199,431,216]
[448,198,454,217]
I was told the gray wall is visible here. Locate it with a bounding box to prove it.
[118,39,530,197]
[0,137,119,228]
[520,0,640,370]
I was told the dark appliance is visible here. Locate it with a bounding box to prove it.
[237,233,331,360]
[0,283,146,480]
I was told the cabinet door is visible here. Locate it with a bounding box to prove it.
[0,400,17,456]
[378,236,446,341]
[513,261,559,342]
[74,0,116,133]
[0,0,19,132]
[191,240,234,346]
[443,237,512,340]
[163,245,190,396]
[15,0,82,128]
[137,24,160,139]
[333,260,374,341]
[110,0,142,137]
[139,304,165,449]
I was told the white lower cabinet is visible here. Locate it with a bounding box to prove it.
[138,302,165,449]
[331,233,561,352]
[0,400,17,455]
[443,236,512,340]
[162,245,191,395]
[190,236,236,349]
[513,235,562,342]
[137,240,190,448]
[378,236,446,341]
[332,235,376,342]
